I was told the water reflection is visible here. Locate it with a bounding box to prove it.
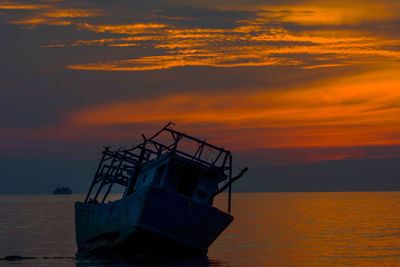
[2,193,400,266]
[75,253,226,267]
[211,192,400,266]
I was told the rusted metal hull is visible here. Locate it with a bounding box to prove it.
[75,185,233,255]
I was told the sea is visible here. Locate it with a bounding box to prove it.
[1,192,400,266]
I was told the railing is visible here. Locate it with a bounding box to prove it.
[83,122,234,207]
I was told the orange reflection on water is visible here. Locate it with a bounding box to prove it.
[211,192,400,266]
[1,193,400,265]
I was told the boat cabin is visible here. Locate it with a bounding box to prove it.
[125,153,225,205]
[83,123,241,212]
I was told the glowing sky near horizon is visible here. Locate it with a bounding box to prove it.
[1,0,400,165]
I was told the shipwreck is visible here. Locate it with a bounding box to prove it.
[75,122,248,255]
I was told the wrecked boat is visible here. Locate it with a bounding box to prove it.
[75,122,248,255]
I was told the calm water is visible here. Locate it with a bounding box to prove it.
[1,192,400,266]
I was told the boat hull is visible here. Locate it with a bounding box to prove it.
[75,185,233,255]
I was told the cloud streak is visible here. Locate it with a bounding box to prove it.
[64,67,400,148]
[2,0,400,71]
[2,0,400,165]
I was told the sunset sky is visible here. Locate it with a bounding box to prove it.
[1,0,400,192]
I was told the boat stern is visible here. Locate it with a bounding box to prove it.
[136,185,233,254]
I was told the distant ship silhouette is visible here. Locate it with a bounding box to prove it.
[53,186,72,194]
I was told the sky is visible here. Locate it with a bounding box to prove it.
[1,0,400,193]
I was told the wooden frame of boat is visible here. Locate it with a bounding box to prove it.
[75,122,247,255]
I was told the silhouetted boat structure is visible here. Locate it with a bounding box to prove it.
[75,122,248,256]
[53,186,72,194]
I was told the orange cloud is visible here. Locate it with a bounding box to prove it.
[4,0,400,71]
[43,9,100,18]
[301,64,346,69]
[216,0,400,25]
[77,23,166,34]
[0,1,48,10]
[67,54,299,71]
[52,17,398,71]
[66,67,400,149]
[260,2,391,25]
[5,1,102,27]
[62,24,400,71]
